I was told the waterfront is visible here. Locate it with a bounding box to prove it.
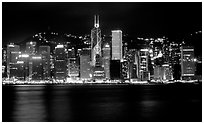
[3,83,202,122]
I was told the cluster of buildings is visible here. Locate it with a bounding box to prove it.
[2,15,201,83]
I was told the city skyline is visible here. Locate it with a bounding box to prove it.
[2,3,202,122]
[3,2,201,45]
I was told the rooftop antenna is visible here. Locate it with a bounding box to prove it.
[94,15,99,28]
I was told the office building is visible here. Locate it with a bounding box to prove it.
[39,46,51,80]
[80,48,92,80]
[54,45,67,80]
[31,56,43,80]
[7,44,20,79]
[110,60,121,80]
[18,54,30,80]
[68,47,79,78]
[139,49,149,81]
[102,42,111,80]
[111,30,122,60]
[180,46,195,80]
[91,15,102,67]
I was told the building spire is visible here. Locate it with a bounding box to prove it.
[94,15,99,28]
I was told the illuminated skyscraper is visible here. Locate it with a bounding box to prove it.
[139,49,149,81]
[129,50,140,80]
[31,56,43,80]
[91,15,104,80]
[68,47,79,78]
[80,48,92,80]
[111,30,122,60]
[91,15,102,66]
[54,45,67,80]
[18,54,30,80]
[39,46,50,80]
[7,44,20,79]
[180,46,195,80]
[102,42,111,80]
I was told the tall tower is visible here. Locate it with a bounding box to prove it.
[91,15,102,66]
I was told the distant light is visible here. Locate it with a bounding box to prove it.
[8,44,14,47]
[56,45,64,48]
[17,61,24,64]
[20,54,29,58]
[32,56,42,59]
[158,51,163,58]
[193,58,197,62]
[105,44,110,48]
[149,49,153,53]
[30,42,33,45]
[140,49,148,52]
[183,49,194,51]
[162,64,169,67]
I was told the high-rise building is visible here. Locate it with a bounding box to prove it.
[139,49,149,81]
[18,54,30,80]
[180,46,195,80]
[111,30,122,60]
[121,59,129,80]
[39,46,50,80]
[54,45,67,80]
[91,15,102,66]
[110,60,121,80]
[91,15,104,80]
[7,44,20,79]
[26,41,37,55]
[31,56,43,80]
[80,48,92,80]
[68,47,79,78]
[129,50,140,80]
[102,42,111,80]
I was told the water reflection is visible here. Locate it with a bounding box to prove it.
[12,86,46,121]
[47,87,72,121]
[3,85,202,122]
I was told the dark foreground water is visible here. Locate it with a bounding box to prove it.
[3,84,202,122]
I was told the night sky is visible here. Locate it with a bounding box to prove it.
[3,2,202,44]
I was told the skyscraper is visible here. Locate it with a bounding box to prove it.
[181,46,195,80]
[68,47,79,78]
[139,49,149,81]
[31,56,43,80]
[7,44,20,79]
[18,53,30,80]
[91,15,104,80]
[80,48,92,80]
[91,15,102,66]
[111,30,122,61]
[102,42,111,80]
[54,45,67,81]
[39,46,50,80]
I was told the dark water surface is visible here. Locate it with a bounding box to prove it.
[3,84,202,122]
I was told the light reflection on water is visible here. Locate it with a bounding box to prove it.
[3,85,202,122]
[12,86,46,121]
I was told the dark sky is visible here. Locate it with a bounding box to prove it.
[3,2,202,44]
